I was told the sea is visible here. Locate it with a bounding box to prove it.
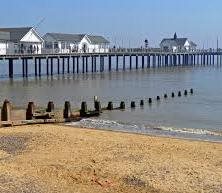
[0,59,222,142]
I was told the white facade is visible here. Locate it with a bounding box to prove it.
[160,34,197,52]
[0,28,43,55]
[43,33,110,54]
[0,42,7,55]
[78,36,109,53]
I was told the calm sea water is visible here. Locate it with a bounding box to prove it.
[0,62,222,141]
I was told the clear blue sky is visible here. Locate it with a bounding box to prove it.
[1,0,222,47]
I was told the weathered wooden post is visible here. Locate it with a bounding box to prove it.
[46,101,54,112]
[1,100,12,121]
[63,101,71,119]
[26,102,35,120]
[95,101,101,112]
[148,98,152,104]
[140,100,144,106]
[80,102,87,117]
[131,101,136,108]
[120,101,125,110]
[107,102,113,110]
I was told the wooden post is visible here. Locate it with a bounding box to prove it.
[46,101,54,112]
[26,102,35,120]
[80,102,87,117]
[120,101,125,110]
[1,100,12,121]
[107,102,113,110]
[63,101,71,119]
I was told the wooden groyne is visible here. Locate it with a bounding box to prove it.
[0,89,194,127]
[1,50,222,78]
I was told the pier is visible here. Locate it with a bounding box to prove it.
[1,49,222,78]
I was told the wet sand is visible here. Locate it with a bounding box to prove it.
[0,124,221,193]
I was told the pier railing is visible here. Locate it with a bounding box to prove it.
[1,47,222,57]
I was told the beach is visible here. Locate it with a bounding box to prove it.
[0,124,221,193]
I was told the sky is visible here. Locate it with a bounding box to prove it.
[1,0,222,48]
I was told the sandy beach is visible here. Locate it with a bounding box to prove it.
[0,124,221,193]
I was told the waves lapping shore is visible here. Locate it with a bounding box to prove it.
[67,118,222,142]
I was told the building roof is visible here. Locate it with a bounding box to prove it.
[87,35,110,44]
[188,41,197,47]
[160,38,188,47]
[0,27,32,42]
[0,31,10,41]
[43,33,85,43]
[160,33,197,48]
[43,33,110,44]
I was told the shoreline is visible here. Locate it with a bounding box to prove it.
[65,123,222,144]
[0,124,221,193]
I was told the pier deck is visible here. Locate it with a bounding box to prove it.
[0,50,221,78]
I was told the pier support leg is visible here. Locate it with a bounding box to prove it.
[9,59,13,78]
[86,57,88,73]
[62,58,65,74]
[130,55,132,70]
[91,56,94,73]
[108,56,111,71]
[34,58,37,76]
[77,57,79,74]
[46,58,49,76]
[94,57,97,72]
[22,59,25,77]
[67,57,70,73]
[147,55,150,68]
[57,58,60,74]
[136,55,138,69]
[25,59,28,77]
[116,55,119,71]
[82,57,85,73]
[142,55,144,69]
[50,58,53,76]
[123,55,126,70]
[38,58,41,77]
[72,57,75,73]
